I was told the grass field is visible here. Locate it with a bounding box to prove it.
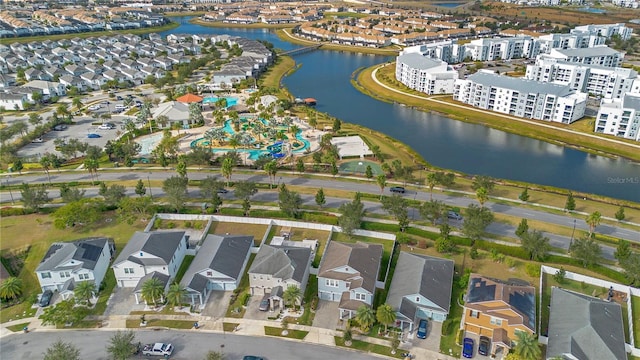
[209,222,268,245]
[334,337,404,359]
[126,319,195,329]
[264,326,309,339]
[632,296,640,346]
[226,253,256,318]
[259,55,296,91]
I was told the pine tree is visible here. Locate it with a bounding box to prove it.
[615,206,625,221]
[515,218,529,238]
[134,179,146,197]
[519,187,530,202]
[365,165,373,179]
[565,192,576,211]
[315,188,326,208]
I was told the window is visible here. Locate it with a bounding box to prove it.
[326,279,339,287]
[124,268,134,274]
[355,293,366,301]
[41,272,51,279]
[490,317,503,326]
[206,271,213,277]
[470,310,479,318]
[60,271,70,278]
[79,273,89,280]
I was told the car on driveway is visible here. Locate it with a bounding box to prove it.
[259,298,270,312]
[478,336,490,356]
[142,343,173,357]
[87,133,101,138]
[39,290,53,307]
[416,318,428,339]
[390,186,405,194]
[463,338,474,358]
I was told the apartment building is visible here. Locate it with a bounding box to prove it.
[536,32,606,54]
[400,40,466,64]
[453,71,587,124]
[573,23,633,40]
[464,36,540,61]
[544,46,624,68]
[525,57,638,99]
[395,53,459,95]
[595,93,640,141]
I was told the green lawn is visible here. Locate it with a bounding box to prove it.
[126,319,194,329]
[334,337,404,359]
[209,222,268,246]
[632,296,640,347]
[223,322,239,332]
[332,233,394,282]
[226,254,256,318]
[298,275,318,326]
[175,255,195,284]
[6,322,30,332]
[264,326,308,339]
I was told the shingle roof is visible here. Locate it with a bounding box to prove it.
[318,241,383,294]
[547,287,628,360]
[249,244,311,283]
[134,271,170,292]
[37,237,109,272]
[113,231,185,267]
[387,252,454,319]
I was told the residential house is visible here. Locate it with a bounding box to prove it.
[112,231,188,289]
[181,234,253,307]
[249,244,313,310]
[22,80,66,98]
[0,92,28,110]
[462,274,536,356]
[317,241,383,320]
[386,252,454,334]
[36,238,114,299]
[546,287,628,360]
[151,101,192,129]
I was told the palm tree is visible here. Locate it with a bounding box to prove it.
[264,160,278,188]
[476,187,488,208]
[585,211,602,237]
[229,134,240,150]
[84,158,100,182]
[355,305,376,332]
[282,285,302,310]
[426,173,438,200]
[376,303,396,333]
[140,278,165,306]
[514,331,541,360]
[0,277,23,301]
[166,282,187,308]
[72,97,83,110]
[376,174,386,200]
[156,115,169,129]
[74,280,96,305]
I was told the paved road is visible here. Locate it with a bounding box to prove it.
[1,329,376,360]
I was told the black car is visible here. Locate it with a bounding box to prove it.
[217,188,229,194]
[478,336,491,356]
[39,290,53,307]
[390,186,405,194]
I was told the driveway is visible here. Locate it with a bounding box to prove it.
[411,320,442,352]
[244,295,278,321]
[462,332,495,360]
[103,287,143,316]
[312,300,339,330]
[201,291,232,319]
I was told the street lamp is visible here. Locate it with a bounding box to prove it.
[6,179,14,204]
[569,219,577,251]
[147,174,153,200]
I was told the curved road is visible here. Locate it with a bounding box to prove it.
[1,329,376,360]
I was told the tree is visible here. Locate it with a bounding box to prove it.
[570,236,601,267]
[565,192,576,211]
[162,176,188,212]
[135,179,146,197]
[84,158,100,182]
[283,285,302,309]
[355,305,375,332]
[73,280,96,305]
[278,184,302,218]
[435,223,455,253]
[475,187,489,207]
[376,303,396,333]
[519,187,530,202]
[117,196,153,225]
[205,351,226,360]
[295,158,305,173]
[365,165,373,179]
[330,161,339,177]
[221,157,234,186]
[43,340,80,360]
[515,218,529,238]
[462,204,494,244]
[338,193,365,238]
[585,211,601,237]
[141,278,165,306]
[28,112,42,126]
[520,229,551,261]
[553,267,567,284]
[176,156,188,178]
[614,206,625,221]
[620,253,640,286]
[167,282,187,308]
[614,239,631,264]
[381,194,410,231]
[376,174,386,200]
[106,330,138,360]
[264,160,278,188]
[102,184,126,206]
[332,117,341,132]
[40,299,87,327]
[315,188,326,208]
[20,183,50,212]
[235,181,258,216]
[52,199,101,229]
[39,153,53,183]
[471,175,494,193]
[0,277,23,301]
[513,331,541,360]
[420,199,447,225]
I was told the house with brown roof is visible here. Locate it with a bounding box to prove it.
[461,274,536,356]
[317,241,383,320]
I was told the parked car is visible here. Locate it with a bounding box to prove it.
[416,318,428,339]
[39,290,53,307]
[116,96,123,100]
[31,137,44,143]
[98,123,115,130]
[462,338,474,358]
[447,211,463,220]
[390,186,405,194]
[88,104,101,111]
[243,356,264,360]
[478,336,490,356]
[87,133,101,138]
[217,188,229,194]
[141,343,173,357]
[53,124,67,131]
[259,298,270,312]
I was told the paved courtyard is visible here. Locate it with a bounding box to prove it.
[312,300,339,330]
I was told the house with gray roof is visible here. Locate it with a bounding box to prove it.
[180,234,253,307]
[36,237,114,298]
[249,244,313,310]
[112,231,187,288]
[386,252,454,334]
[547,287,628,360]
[317,241,383,320]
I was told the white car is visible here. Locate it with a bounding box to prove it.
[98,123,115,130]
[88,104,102,111]
[31,137,44,143]
[142,343,173,357]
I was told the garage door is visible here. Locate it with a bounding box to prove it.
[207,282,224,291]
[319,291,332,301]
[120,279,139,288]
[223,282,236,291]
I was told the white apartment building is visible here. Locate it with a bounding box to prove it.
[453,70,587,124]
[525,57,638,99]
[595,93,640,141]
[536,32,606,54]
[400,40,466,64]
[543,46,623,68]
[572,23,633,40]
[464,36,540,61]
[395,53,459,95]
[612,0,639,8]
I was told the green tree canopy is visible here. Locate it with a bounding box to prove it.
[570,236,601,267]
[381,194,410,231]
[462,204,494,243]
[106,330,138,360]
[43,340,80,360]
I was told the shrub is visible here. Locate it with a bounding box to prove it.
[469,246,478,259]
[361,222,399,232]
[505,258,516,268]
[154,218,163,229]
[441,318,455,335]
[166,222,176,229]
[525,263,540,277]
[0,207,33,217]
[456,329,464,345]
[396,232,412,245]
[417,240,428,249]
[184,221,192,228]
[301,212,338,225]
[240,293,250,306]
[193,222,203,230]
